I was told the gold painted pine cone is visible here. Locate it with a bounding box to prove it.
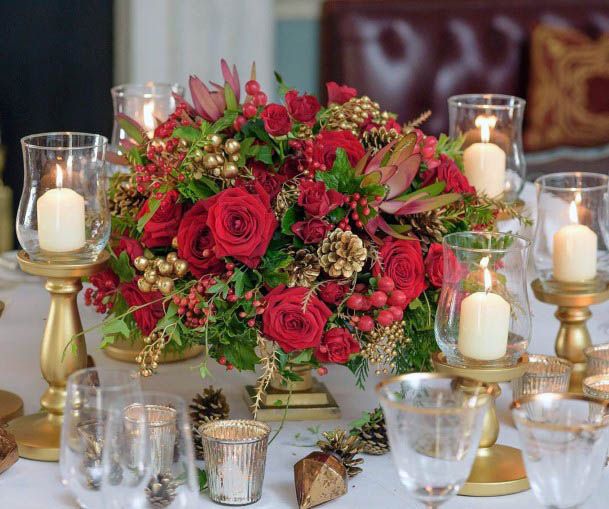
[317,229,367,278]
[316,429,364,478]
[287,249,321,288]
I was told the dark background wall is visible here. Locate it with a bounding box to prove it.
[0,0,114,243]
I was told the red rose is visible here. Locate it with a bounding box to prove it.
[237,162,287,199]
[424,243,444,287]
[204,183,277,268]
[285,90,320,125]
[326,82,357,105]
[291,218,332,244]
[177,201,224,278]
[373,238,427,303]
[298,180,344,217]
[120,280,164,335]
[313,130,365,170]
[319,282,349,306]
[137,190,183,248]
[315,327,360,364]
[262,285,332,352]
[260,104,292,136]
[279,156,304,179]
[422,154,475,194]
[115,236,144,263]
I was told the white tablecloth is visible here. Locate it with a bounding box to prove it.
[1,185,608,509]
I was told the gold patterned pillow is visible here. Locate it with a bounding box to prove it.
[525,24,609,151]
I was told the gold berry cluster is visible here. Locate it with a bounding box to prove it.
[183,134,241,180]
[361,321,410,375]
[134,252,188,296]
[136,330,169,376]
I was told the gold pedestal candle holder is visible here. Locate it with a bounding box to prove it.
[0,300,24,424]
[6,250,109,461]
[432,352,529,496]
[531,278,609,393]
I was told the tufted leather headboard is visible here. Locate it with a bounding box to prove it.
[321,0,609,136]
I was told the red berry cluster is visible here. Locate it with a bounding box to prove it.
[287,138,315,175]
[173,280,213,329]
[338,192,375,231]
[84,286,114,314]
[346,276,408,332]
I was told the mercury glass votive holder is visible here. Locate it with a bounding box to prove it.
[583,375,609,401]
[511,355,572,401]
[200,419,271,505]
[585,343,609,377]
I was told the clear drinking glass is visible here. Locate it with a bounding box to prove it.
[17,133,109,263]
[533,172,609,291]
[585,343,609,377]
[448,94,526,201]
[511,355,572,401]
[59,368,141,509]
[435,232,532,367]
[512,393,609,509]
[101,392,199,509]
[377,373,491,509]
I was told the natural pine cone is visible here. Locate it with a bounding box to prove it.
[407,210,447,252]
[109,175,145,219]
[317,229,367,278]
[146,472,178,508]
[350,407,389,456]
[317,429,364,478]
[287,249,321,288]
[361,126,401,154]
[189,386,229,460]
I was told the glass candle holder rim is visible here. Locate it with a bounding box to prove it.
[535,172,609,192]
[21,132,108,151]
[376,372,492,414]
[123,402,178,427]
[442,231,531,254]
[583,374,609,392]
[447,93,526,111]
[511,392,609,432]
[584,343,609,359]
[522,354,573,377]
[111,82,183,99]
[200,419,271,445]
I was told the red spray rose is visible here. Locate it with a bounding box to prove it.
[313,130,365,170]
[136,190,183,248]
[291,218,332,244]
[120,280,164,336]
[236,162,287,199]
[424,243,444,287]
[285,90,320,125]
[373,238,427,304]
[297,180,344,217]
[319,281,349,306]
[326,81,357,105]
[262,285,332,352]
[315,327,360,364]
[90,269,119,295]
[115,236,144,263]
[422,154,475,194]
[177,201,224,278]
[260,104,292,136]
[204,183,277,268]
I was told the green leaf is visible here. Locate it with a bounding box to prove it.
[231,268,247,297]
[281,206,298,235]
[136,197,160,232]
[291,349,313,364]
[172,126,200,142]
[198,468,208,492]
[224,83,238,111]
[211,111,238,133]
[102,318,130,339]
[178,176,220,201]
[394,181,446,202]
[327,207,347,224]
[199,365,211,379]
[117,114,145,144]
[224,342,260,371]
[108,251,135,283]
[274,71,291,96]
[315,149,361,194]
[252,144,274,165]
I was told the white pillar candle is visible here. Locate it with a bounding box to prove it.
[553,201,597,282]
[463,115,506,198]
[37,166,86,252]
[458,258,510,361]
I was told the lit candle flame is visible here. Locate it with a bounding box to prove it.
[55,164,63,188]
[569,200,579,224]
[143,100,155,132]
[480,256,492,293]
[475,115,497,144]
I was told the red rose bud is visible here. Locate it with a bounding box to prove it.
[424,243,445,288]
[326,81,357,105]
[319,282,349,306]
[285,90,321,125]
[312,130,365,170]
[314,327,360,364]
[120,281,164,336]
[260,104,291,136]
[136,190,183,248]
[291,218,332,244]
[369,291,388,308]
[297,180,344,217]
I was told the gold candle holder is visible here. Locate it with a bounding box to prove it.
[531,278,609,393]
[6,250,109,461]
[432,352,529,496]
[0,300,24,425]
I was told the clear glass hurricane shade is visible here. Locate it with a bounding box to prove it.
[435,232,531,368]
[512,394,609,509]
[111,83,183,148]
[59,368,141,509]
[17,133,109,263]
[101,392,199,509]
[533,172,609,290]
[448,94,526,202]
[377,373,490,508]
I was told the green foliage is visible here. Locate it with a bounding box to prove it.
[108,250,135,283]
[281,206,298,235]
[172,126,200,142]
[347,355,369,390]
[177,175,219,202]
[315,149,361,194]
[436,133,464,170]
[198,468,208,492]
[258,249,292,287]
[136,196,160,232]
[224,83,238,111]
[274,71,291,97]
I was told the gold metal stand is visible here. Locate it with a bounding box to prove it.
[104,337,204,363]
[432,352,529,496]
[0,300,24,424]
[531,278,609,393]
[244,365,340,421]
[6,251,109,461]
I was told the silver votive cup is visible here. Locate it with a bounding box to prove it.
[124,403,177,475]
[583,375,609,401]
[585,344,609,377]
[512,354,572,401]
[200,419,271,505]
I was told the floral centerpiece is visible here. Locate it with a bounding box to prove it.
[91,61,516,401]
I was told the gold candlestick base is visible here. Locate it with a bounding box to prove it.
[6,251,109,461]
[432,352,529,496]
[531,278,609,393]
